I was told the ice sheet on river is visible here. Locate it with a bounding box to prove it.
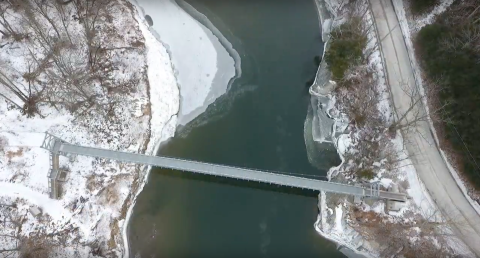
[137,0,238,125]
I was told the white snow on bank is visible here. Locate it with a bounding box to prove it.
[0,0,180,255]
[334,204,344,232]
[315,192,371,257]
[336,133,351,157]
[311,0,467,256]
[135,13,180,149]
[0,182,70,221]
[406,0,455,32]
[133,0,235,125]
[310,1,371,256]
[121,4,180,257]
[391,0,480,216]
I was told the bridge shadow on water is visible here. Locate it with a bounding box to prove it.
[152,167,320,198]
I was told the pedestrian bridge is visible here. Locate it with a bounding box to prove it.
[41,133,406,202]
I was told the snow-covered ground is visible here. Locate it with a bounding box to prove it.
[391,0,480,216]
[310,0,473,256]
[132,0,236,126]
[121,5,181,256]
[0,0,179,256]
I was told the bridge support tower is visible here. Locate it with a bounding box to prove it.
[41,133,66,199]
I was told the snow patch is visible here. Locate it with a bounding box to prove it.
[133,0,235,125]
[0,182,70,221]
[121,3,180,257]
[334,204,344,232]
[0,0,179,256]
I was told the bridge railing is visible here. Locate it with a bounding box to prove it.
[40,133,406,202]
[65,143,364,185]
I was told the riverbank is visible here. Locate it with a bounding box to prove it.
[311,0,473,256]
[309,0,371,255]
[121,3,181,256]
[130,0,236,126]
[0,0,179,256]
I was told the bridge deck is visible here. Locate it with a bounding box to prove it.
[53,141,406,202]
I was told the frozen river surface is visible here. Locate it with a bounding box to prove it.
[134,0,237,125]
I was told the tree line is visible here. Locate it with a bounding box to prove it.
[416,0,480,189]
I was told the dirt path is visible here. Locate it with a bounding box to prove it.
[370,0,480,256]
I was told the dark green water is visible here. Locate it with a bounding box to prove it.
[128,0,344,257]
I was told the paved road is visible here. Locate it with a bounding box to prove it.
[370,0,480,256]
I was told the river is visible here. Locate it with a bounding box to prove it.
[128,0,345,257]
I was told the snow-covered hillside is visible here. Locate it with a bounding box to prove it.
[0,0,178,256]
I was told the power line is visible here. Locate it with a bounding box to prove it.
[450,124,480,177]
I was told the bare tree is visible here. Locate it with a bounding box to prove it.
[72,0,110,70]
[0,2,22,40]
[350,206,465,257]
[30,0,62,38]
[52,0,74,44]
[439,25,480,53]
[382,140,417,172]
[339,65,383,128]
[0,203,57,258]
[8,0,125,117]
[388,80,452,136]
[448,0,480,24]
[18,0,55,48]
[0,203,22,257]
[0,0,141,126]
[0,68,41,116]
